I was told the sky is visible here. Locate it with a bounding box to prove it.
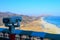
[0,0,60,16]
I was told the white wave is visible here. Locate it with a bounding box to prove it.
[40,17,60,34]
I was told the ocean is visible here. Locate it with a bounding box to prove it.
[44,16,60,27]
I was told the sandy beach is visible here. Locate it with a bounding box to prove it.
[0,17,60,34]
[20,17,60,34]
[40,17,60,34]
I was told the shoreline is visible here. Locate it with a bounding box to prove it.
[41,17,60,34]
[0,17,60,34]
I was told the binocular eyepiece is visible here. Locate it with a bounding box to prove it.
[3,16,22,27]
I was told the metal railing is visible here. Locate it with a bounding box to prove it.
[0,32,51,40]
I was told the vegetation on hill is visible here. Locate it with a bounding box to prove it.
[0,12,59,34]
[0,12,37,26]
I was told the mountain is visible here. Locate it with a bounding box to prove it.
[20,17,60,34]
[0,12,60,34]
[0,12,37,26]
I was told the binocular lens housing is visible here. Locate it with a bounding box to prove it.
[3,18,10,23]
[3,16,22,27]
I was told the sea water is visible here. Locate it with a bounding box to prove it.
[44,16,60,27]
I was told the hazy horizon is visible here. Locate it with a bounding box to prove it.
[0,0,60,16]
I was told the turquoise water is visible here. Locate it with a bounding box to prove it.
[44,16,60,27]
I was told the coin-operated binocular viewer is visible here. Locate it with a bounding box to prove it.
[3,16,22,34]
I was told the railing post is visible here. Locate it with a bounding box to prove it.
[29,36,31,40]
[20,35,21,40]
[40,37,43,40]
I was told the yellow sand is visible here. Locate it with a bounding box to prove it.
[20,20,44,32]
[20,17,60,34]
[0,17,60,34]
[39,17,59,34]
